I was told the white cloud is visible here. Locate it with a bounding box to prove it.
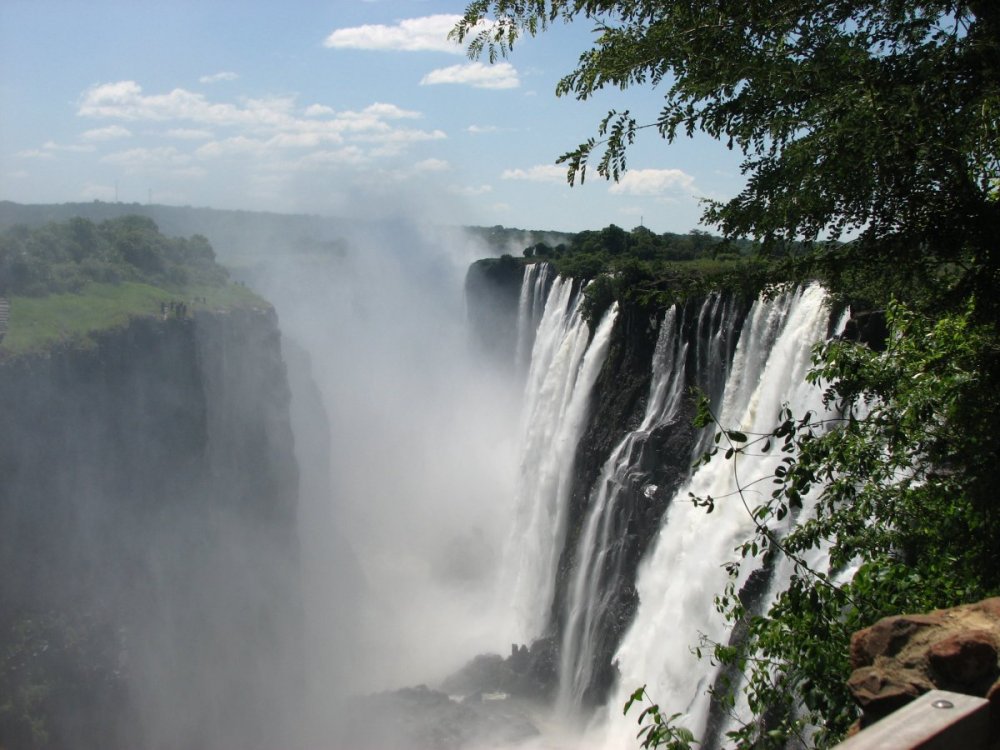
[75,80,446,181]
[195,136,268,158]
[501,164,567,183]
[356,102,421,120]
[18,140,96,157]
[297,147,368,168]
[413,158,450,172]
[199,71,239,84]
[467,124,499,134]
[78,82,424,143]
[164,128,214,140]
[78,81,295,129]
[81,125,132,141]
[353,128,446,145]
[102,146,191,168]
[449,184,493,197]
[420,62,519,90]
[80,81,245,124]
[16,149,56,159]
[169,166,208,179]
[304,104,335,117]
[608,168,697,196]
[324,14,466,53]
[42,141,96,153]
[270,131,346,149]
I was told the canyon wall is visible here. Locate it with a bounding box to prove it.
[0,307,302,750]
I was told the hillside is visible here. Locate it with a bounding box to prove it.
[0,215,267,356]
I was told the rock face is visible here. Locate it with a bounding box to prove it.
[342,685,540,750]
[463,256,525,367]
[463,269,755,707]
[440,642,559,702]
[848,598,1000,729]
[549,295,750,707]
[0,308,302,750]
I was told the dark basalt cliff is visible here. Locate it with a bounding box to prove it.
[464,256,524,367]
[551,296,751,706]
[0,308,302,750]
[464,263,753,706]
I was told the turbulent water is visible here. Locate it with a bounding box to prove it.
[604,285,832,744]
[555,293,746,717]
[503,267,835,748]
[500,273,619,643]
[260,251,836,749]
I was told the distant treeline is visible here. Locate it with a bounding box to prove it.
[472,224,777,327]
[0,216,228,296]
[515,224,757,278]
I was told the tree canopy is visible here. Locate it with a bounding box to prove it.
[455,0,1000,309]
[0,216,227,297]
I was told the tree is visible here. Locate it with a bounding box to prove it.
[455,2,1000,747]
[455,1,1000,311]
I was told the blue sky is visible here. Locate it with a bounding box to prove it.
[0,0,747,233]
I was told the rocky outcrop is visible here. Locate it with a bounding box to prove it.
[341,684,539,750]
[439,641,558,701]
[463,256,525,366]
[0,308,302,750]
[848,598,1000,731]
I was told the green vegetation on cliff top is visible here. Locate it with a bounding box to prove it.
[473,222,772,325]
[0,215,267,356]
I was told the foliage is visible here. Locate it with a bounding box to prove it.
[0,216,228,297]
[688,300,1000,747]
[624,687,698,750]
[0,611,125,749]
[476,223,770,327]
[456,1,1000,748]
[0,217,266,355]
[456,1,999,318]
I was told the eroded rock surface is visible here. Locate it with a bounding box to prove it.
[848,597,1000,730]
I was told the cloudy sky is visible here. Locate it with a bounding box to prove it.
[0,0,746,233]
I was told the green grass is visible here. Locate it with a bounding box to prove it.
[0,281,269,357]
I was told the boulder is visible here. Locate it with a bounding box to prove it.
[847,598,1000,729]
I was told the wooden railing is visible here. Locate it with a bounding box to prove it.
[834,690,992,750]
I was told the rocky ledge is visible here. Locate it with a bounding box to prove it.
[847,597,1000,734]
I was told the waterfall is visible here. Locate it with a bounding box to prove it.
[555,305,688,715]
[555,294,746,715]
[500,272,619,643]
[515,263,552,378]
[602,284,832,746]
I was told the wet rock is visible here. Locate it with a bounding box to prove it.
[343,684,539,750]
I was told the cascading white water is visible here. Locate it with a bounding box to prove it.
[555,294,746,717]
[500,271,619,643]
[515,263,552,378]
[600,284,832,747]
[556,305,689,714]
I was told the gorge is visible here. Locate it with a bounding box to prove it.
[0,206,849,750]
